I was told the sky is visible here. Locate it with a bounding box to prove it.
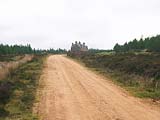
[0,0,160,50]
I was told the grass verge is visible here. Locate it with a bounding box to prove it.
[0,54,45,120]
[68,53,160,101]
[0,55,25,62]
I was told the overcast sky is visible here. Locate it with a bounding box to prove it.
[0,0,160,49]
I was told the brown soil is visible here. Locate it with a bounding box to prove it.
[37,55,160,120]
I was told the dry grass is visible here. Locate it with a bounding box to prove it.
[69,52,160,100]
[0,54,45,119]
[0,55,33,80]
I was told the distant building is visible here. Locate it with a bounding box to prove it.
[71,41,88,53]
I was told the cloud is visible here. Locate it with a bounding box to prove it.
[0,0,160,49]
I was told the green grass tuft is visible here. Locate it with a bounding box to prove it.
[0,55,45,119]
[69,52,160,100]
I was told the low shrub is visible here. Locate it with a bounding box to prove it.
[71,52,160,99]
[0,54,45,119]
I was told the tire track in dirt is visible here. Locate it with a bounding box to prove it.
[38,55,160,120]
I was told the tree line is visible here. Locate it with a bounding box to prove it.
[0,44,32,55]
[0,44,67,55]
[35,48,67,54]
[114,35,160,52]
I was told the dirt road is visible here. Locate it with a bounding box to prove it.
[37,55,160,120]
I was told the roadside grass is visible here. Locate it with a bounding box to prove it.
[96,51,114,56]
[68,52,160,100]
[0,55,45,120]
[109,72,160,99]
[0,55,33,81]
[0,55,24,62]
[91,65,160,100]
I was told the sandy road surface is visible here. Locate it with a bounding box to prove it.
[37,55,160,120]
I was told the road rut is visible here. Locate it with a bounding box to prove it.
[37,55,160,120]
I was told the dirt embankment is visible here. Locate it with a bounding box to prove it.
[0,54,33,80]
[37,55,160,120]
